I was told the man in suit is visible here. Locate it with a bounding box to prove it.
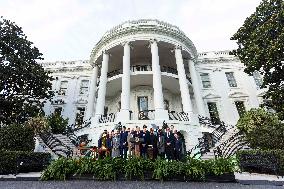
[165,127,175,160]
[157,129,165,158]
[141,125,150,158]
[148,128,158,159]
[174,132,183,161]
[120,126,128,158]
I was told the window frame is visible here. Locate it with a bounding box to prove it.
[225,72,237,87]
[200,73,212,88]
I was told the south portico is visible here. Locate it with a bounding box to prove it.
[79,19,208,147]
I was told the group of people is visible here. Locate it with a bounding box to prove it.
[96,125,186,160]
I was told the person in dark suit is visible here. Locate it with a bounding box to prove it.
[157,129,165,158]
[141,125,150,158]
[174,132,183,161]
[148,128,158,159]
[120,126,128,158]
[165,127,175,160]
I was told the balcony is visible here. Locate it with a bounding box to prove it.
[106,65,191,82]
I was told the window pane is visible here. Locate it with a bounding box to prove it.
[75,107,85,127]
[225,72,237,87]
[235,101,246,118]
[59,81,68,95]
[200,73,211,88]
[80,80,89,94]
[207,102,220,124]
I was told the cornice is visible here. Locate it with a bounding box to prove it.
[90,19,198,62]
[196,57,240,64]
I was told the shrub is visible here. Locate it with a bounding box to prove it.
[41,156,236,181]
[47,113,68,134]
[0,124,35,151]
[0,151,51,174]
[237,108,284,150]
[237,150,284,175]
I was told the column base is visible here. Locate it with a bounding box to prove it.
[116,110,130,122]
[155,109,169,121]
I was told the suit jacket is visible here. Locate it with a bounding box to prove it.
[157,134,165,152]
[165,132,175,146]
[175,138,182,153]
[120,131,128,147]
[148,133,158,148]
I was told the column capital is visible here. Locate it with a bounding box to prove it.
[120,41,133,48]
[149,38,158,44]
[175,45,182,50]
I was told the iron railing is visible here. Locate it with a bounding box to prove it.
[168,111,190,121]
[99,113,116,123]
[138,110,155,120]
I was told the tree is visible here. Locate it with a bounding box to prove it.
[237,108,284,150]
[0,16,53,125]
[231,0,284,119]
[47,113,68,134]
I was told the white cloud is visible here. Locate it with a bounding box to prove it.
[0,0,262,61]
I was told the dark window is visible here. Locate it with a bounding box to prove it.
[207,102,220,124]
[200,73,211,88]
[225,72,237,87]
[235,101,246,118]
[75,107,85,127]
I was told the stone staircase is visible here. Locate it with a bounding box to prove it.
[53,134,78,156]
[201,127,249,160]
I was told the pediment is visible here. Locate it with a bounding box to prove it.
[228,91,248,98]
[203,93,221,99]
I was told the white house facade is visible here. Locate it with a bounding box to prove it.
[41,19,264,149]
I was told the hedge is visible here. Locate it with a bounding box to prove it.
[41,156,236,181]
[0,124,35,151]
[0,151,51,174]
[236,150,284,175]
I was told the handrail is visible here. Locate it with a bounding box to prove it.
[138,110,155,120]
[169,111,190,121]
[39,131,73,157]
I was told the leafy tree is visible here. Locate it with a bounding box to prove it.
[237,108,284,150]
[47,113,68,134]
[231,0,284,119]
[0,124,35,151]
[0,16,53,125]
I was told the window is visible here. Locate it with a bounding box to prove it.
[138,96,148,112]
[235,101,246,118]
[79,80,89,95]
[207,102,220,124]
[200,73,211,88]
[225,72,237,87]
[75,107,85,127]
[164,100,169,111]
[54,107,62,115]
[253,71,263,89]
[59,81,68,95]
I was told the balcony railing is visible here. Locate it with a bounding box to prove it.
[168,111,190,121]
[138,110,155,120]
[99,113,116,123]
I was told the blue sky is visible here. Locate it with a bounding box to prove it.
[0,0,261,61]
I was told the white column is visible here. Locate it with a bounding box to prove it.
[85,65,99,120]
[94,52,109,122]
[175,46,193,114]
[150,39,169,120]
[118,42,131,120]
[188,59,206,116]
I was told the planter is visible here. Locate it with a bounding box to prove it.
[205,173,235,183]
